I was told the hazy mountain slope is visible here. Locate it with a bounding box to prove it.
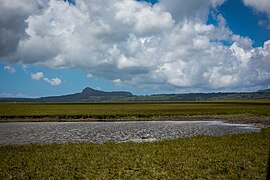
[0,88,269,102]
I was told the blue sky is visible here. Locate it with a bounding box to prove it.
[219,0,270,47]
[1,0,270,97]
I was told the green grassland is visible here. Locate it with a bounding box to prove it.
[0,101,269,179]
[1,128,269,179]
[0,101,270,120]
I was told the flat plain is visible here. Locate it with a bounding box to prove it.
[0,101,269,179]
[0,101,270,119]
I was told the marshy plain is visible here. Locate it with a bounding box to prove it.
[0,101,269,179]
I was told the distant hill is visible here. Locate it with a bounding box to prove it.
[0,87,133,102]
[257,89,270,93]
[0,87,270,102]
[36,87,133,102]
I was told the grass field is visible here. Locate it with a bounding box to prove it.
[0,101,269,179]
[0,101,270,120]
[0,128,269,179]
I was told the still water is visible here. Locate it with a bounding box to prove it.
[0,121,259,145]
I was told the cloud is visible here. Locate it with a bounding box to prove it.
[0,92,31,98]
[31,72,44,80]
[158,0,226,22]
[4,65,16,74]
[0,92,13,97]
[0,0,49,58]
[31,72,62,86]
[86,73,93,78]
[243,0,270,28]
[258,19,270,29]
[243,0,270,15]
[0,0,270,92]
[113,79,122,85]
[44,77,62,86]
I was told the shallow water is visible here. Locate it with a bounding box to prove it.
[0,121,260,145]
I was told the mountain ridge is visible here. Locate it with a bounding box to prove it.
[0,87,270,102]
[36,87,133,102]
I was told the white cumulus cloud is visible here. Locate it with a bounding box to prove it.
[44,77,62,86]
[0,0,270,92]
[31,72,44,80]
[113,79,122,85]
[4,65,16,74]
[31,72,62,86]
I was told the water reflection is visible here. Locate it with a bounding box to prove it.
[0,121,259,145]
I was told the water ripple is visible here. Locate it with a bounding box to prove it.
[0,121,260,145]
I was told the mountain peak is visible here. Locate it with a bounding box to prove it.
[81,87,133,97]
[82,87,97,94]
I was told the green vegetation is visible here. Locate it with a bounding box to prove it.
[1,101,269,178]
[1,128,269,179]
[0,101,269,120]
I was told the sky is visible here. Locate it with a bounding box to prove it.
[1,0,270,97]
